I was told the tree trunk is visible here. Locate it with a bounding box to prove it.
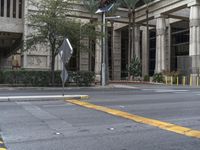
[110,21,114,80]
[132,10,135,59]
[89,19,94,71]
[146,6,149,76]
[128,9,132,80]
[51,46,55,86]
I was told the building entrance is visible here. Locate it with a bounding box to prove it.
[171,21,189,72]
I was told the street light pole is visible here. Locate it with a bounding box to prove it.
[96,2,119,86]
[102,12,106,86]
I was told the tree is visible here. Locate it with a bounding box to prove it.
[143,0,153,76]
[83,0,99,18]
[26,0,81,85]
[82,0,99,71]
[122,0,140,79]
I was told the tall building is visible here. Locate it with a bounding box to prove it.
[0,0,199,81]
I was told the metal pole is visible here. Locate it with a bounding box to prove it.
[102,12,106,86]
[62,63,65,96]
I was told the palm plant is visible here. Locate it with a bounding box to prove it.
[143,0,153,76]
[83,0,99,19]
[122,0,140,79]
[82,0,99,71]
[106,1,121,80]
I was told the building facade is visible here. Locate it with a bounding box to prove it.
[0,0,200,81]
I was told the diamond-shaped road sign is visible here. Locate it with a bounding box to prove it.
[58,38,73,84]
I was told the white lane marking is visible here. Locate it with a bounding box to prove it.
[142,89,154,91]
[42,104,73,108]
[155,89,189,93]
[111,84,137,89]
[0,95,88,100]
[142,89,189,93]
[173,92,188,94]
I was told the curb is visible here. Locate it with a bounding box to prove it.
[0,135,6,150]
[0,95,89,102]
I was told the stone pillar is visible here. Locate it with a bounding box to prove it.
[10,0,13,18]
[155,15,166,73]
[4,0,7,17]
[188,2,200,73]
[54,55,61,71]
[166,23,171,71]
[80,38,89,71]
[95,25,102,82]
[16,0,19,18]
[142,27,149,76]
[112,28,121,80]
[0,0,1,17]
[135,24,140,59]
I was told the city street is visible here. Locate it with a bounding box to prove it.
[0,85,200,150]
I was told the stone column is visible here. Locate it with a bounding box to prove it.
[135,24,140,59]
[189,2,200,73]
[80,38,89,71]
[95,25,102,82]
[142,27,149,76]
[155,15,166,73]
[16,0,19,18]
[4,0,7,17]
[0,0,1,16]
[166,23,171,71]
[54,55,62,71]
[10,0,13,18]
[112,27,121,80]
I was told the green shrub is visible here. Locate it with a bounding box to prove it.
[0,71,3,83]
[128,56,141,78]
[0,70,95,87]
[72,71,95,86]
[144,75,150,82]
[153,73,164,83]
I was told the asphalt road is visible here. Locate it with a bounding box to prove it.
[0,85,200,150]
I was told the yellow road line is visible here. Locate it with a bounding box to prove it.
[0,148,6,150]
[67,100,200,139]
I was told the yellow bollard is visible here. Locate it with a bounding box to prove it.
[177,77,179,86]
[171,76,173,85]
[183,76,186,86]
[197,77,199,87]
[190,76,192,87]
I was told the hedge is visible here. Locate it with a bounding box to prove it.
[0,70,95,87]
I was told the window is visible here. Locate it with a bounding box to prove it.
[7,0,10,17]
[1,0,4,17]
[13,0,16,18]
[19,0,22,18]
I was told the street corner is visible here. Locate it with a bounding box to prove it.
[64,95,89,100]
[0,136,7,150]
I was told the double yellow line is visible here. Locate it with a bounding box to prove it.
[67,100,200,139]
[0,136,6,150]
